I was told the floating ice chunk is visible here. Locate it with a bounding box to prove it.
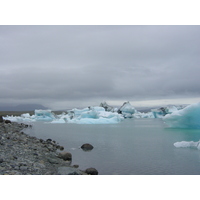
[151,106,180,118]
[165,106,178,114]
[3,115,20,122]
[67,106,123,124]
[174,141,200,149]
[2,104,125,124]
[34,109,56,121]
[133,112,155,118]
[21,113,31,118]
[163,102,200,128]
[118,102,137,118]
[3,115,35,122]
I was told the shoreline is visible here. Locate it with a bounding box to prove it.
[0,120,87,175]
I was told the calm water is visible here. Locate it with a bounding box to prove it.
[24,118,200,175]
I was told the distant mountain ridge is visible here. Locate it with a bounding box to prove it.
[0,104,48,111]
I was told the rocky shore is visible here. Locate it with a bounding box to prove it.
[0,119,88,175]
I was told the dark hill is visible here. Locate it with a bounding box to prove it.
[0,104,48,111]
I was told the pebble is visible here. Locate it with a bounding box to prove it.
[0,121,85,175]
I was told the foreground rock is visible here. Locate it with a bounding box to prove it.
[0,122,85,175]
[85,168,98,175]
[81,143,94,151]
[58,152,72,161]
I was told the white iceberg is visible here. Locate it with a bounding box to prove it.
[3,107,123,124]
[133,112,155,118]
[21,113,31,118]
[163,102,200,128]
[174,141,200,150]
[71,107,90,117]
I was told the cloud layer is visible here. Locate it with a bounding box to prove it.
[1,25,200,109]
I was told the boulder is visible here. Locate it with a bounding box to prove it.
[58,152,72,161]
[4,120,11,124]
[59,146,64,151]
[81,143,94,151]
[85,168,98,175]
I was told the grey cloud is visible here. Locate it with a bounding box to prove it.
[1,25,200,109]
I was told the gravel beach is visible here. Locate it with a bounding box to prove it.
[0,120,87,175]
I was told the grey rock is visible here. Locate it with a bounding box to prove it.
[33,163,45,169]
[85,168,98,175]
[59,146,64,151]
[4,120,11,124]
[81,143,94,151]
[20,166,28,170]
[58,152,72,161]
[47,158,60,164]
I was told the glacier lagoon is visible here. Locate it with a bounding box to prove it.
[24,118,200,175]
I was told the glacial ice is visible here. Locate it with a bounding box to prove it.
[34,109,56,121]
[133,112,155,118]
[66,106,123,124]
[2,102,184,124]
[163,102,200,128]
[118,102,137,118]
[2,106,124,124]
[174,141,200,150]
[151,106,179,118]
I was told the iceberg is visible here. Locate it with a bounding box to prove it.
[67,106,123,124]
[163,102,200,128]
[71,107,90,117]
[34,109,56,121]
[2,107,123,124]
[118,102,137,118]
[133,112,155,118]
[151,106,179,118]
[174,141,200,150]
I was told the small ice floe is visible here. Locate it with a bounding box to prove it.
[174,141,200,150]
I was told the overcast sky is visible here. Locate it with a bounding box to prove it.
[1,25,200,109]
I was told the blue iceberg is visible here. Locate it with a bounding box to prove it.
[67,106,123,124]
[34,109,56,121]
[163,102,200,128]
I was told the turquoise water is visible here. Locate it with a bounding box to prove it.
[25,118,200,175]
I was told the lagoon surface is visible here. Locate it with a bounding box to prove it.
[25,118,200,175]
